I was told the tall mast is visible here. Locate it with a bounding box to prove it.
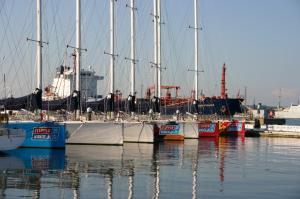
[109,0,115,95]
[75,0,81,115]
[194,0,199,100]
[153,0,158,98]
[104,0,116,116]
[36,0,42,90]
[130,0,136,95]
[157,0,161,98]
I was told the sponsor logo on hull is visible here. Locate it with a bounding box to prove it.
[32,127,59,141]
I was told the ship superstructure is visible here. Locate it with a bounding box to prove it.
[44,65,103,101]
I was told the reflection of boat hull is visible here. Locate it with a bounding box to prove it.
[65,121,123,145]
[66,145,123,171]
[198,120,245,137]
[5,121,66,148]
[0,128,25,151]
[0,148,65,170]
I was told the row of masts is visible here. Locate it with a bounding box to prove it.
[34,0,201,115]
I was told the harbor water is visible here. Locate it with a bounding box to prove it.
[0,137,299,198]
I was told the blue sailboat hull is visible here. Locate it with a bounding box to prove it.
[4,121,66,148]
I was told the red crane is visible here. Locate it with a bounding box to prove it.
[221,63,228,99]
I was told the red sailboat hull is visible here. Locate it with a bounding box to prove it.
[198,120,245,137]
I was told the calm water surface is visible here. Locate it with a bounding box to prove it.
[0,137,300,199]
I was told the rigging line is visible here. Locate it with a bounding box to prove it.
[81,0,95,72]
[116,5,133,93]
[0,0,33,70]
[50,0,63,69]
[0,0,7,16]
[201,19,218,96]
[53,1,73,57]
[82,0,97,38]
[162,2,176,85]
[59,2,77,55]
[19,0,36,84]
[1,0,29,92]
[0,0,14,58]
[44,5,64,87]
[135,0,152,79]
[43,0,53,86]
[132,11,145,88]
[89,0,109,57]
[101,0,112,96]
[9,4,33,93]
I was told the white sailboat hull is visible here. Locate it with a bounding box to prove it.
[65,121,123,145]
[123,122,155,143]
[182,121,199,139]
[0,128,25,151]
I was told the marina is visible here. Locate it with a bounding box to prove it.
[0,0,299,198]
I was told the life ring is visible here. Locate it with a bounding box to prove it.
[220,105,226,113]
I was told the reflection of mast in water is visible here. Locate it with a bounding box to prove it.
[71,170,80,199]
[128,166,134,199]
[192,143,199,199]
[218,137,246,190]
[154,165,160,199]
[33,179,41,199]
[0,175,7,199]
[182,139,200,199]
[151,143,160,199]
[219,140,225,183]
[105,170,113,199]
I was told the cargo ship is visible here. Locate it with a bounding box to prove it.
[140,63,244,116]
[0,63,243,118]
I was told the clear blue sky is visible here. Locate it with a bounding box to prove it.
[0,0,299,106]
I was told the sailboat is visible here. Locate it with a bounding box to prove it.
[1,0,66,148]
[64,0,123,145]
